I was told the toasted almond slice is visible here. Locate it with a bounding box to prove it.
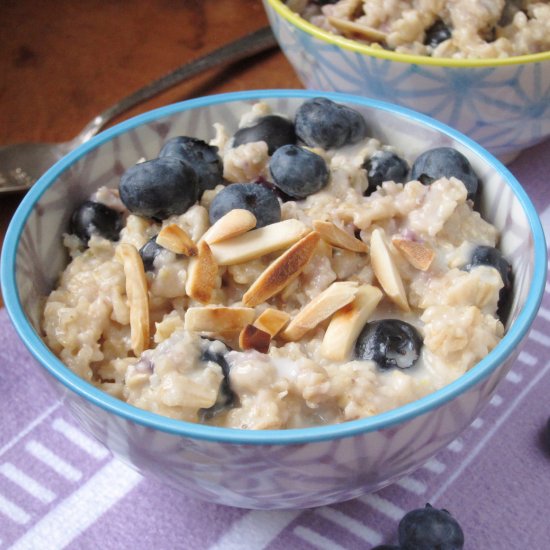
[392,236,435,271]
[202,209,257,244]
[370,228,410,311]
[313,220,368,253]
[253,308,290,337]
[281,281,359,341]
[327,16,387,43]
[242,231,321,307]
[208,219,310,266]
[184,306,255,333]
[156,224,198,256]
[185,241,218,304]
[239,324,271,353]
[116,243,150,356]
[321,284,383,361]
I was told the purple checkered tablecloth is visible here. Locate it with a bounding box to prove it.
[1,140,549,549]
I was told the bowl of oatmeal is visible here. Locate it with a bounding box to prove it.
[1,90,546,509]
[264,0,550,163]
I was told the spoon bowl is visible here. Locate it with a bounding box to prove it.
[0,143,71,193]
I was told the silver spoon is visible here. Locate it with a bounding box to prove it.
[0,26,277,194]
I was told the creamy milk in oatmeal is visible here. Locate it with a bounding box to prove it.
[42,98,511,429]
[287,0,550,58]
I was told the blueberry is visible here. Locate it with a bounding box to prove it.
[199,339,236,421]
[253,176,294,202]
[542,416,550,453]
[354,319,423,370]
[410,147,479,202]
[269,144,329,199]
[209,183,281,228]
[371,546,401,550]
[463,245,513,322]
[139,236,165,272]
[398,504,464,550]
[159,136,223,193]
[499,0,522,26]
[295,97,368,150]
[119,157,198,220]
[69,200,123,244]
[232,115,296,155]
[424,19,452,49]
[363,151,409,195]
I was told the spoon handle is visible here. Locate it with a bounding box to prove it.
[72,26,277,146]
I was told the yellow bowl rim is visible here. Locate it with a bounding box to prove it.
[266,0,550,67]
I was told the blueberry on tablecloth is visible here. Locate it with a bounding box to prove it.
[398,503,464,550]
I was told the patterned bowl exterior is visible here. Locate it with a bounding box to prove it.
[264,0,550,164]
[1,90,546,509]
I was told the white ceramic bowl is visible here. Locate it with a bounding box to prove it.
[1,90,546,509]
[264,0,550,164]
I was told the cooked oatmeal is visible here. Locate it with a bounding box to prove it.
[42,99,509,429]
[287,0,550,58]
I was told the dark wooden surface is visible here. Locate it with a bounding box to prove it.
[0,0,302,306]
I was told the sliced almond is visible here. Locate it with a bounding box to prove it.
[116,243,150,356]
[253,308,290,337]
[242,231,321,307]
[202,209,257,244]
[156,224,198,256]
[321,284,383,361]
[281,281,359,341]
[392,236,435,271]
[208,219,310,266]
[370,228,410,311]
[239,324,271,353]
[327,16,387,43]
[184,306,255,333]
[313,220,368,253]
[185,241,218,304]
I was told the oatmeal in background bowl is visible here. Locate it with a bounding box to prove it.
[288,0,550,58]
[264,0,550,163]
[1,91,545,508]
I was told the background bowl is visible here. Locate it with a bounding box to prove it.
[264,0,550,164]
[1,90,546,509]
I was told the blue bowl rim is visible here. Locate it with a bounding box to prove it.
[1,89,547,446]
